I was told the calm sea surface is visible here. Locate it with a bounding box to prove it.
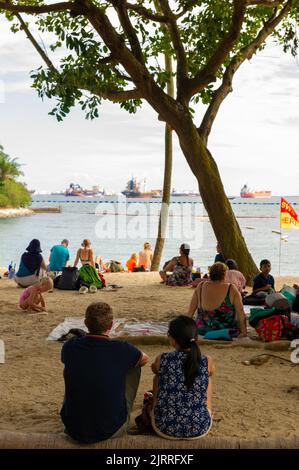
[0,195,298,276]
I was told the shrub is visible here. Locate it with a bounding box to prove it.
[0,180,31,208]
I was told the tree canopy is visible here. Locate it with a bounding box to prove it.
[0,145,30,208]
[0,144,23,182]
[1,1,298,129]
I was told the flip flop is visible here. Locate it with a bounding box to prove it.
[79,286,88,294]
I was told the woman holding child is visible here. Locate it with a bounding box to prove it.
[14,239,47,287]
[188,262,247,337]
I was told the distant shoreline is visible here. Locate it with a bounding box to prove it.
[0,207,34,219]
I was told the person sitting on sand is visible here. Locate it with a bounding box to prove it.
[160,243,193,286]
[252,259,275,293]
[95,256,108,272]
[188,262,247,336]
[49,239,70,273]
[252,259,275,297]
[19,276,53,312]
[74,239,95,268]
[126,253,138,272]
[214,242,225,263]
[138,242,153,271]
[225,259,246,294]
[14,239,47,288]
[150,315,215,439]
[60,301,149,444]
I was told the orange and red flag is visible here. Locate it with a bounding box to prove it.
[280,197,299,230]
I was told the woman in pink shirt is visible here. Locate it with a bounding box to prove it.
[225,259,246,293]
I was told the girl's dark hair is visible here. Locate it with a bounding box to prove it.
[226,259,238,270]
[168,315,201,390]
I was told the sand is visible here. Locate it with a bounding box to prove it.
[0,208,33,218]
[0,272,298,440]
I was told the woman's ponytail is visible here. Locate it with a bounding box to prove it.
[168,315,201,390]
[184,339,201,390]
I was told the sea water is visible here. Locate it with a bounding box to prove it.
[0,195,298,276]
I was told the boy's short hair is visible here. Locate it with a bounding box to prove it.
[260,259,271,268]
[40,277,53,289]
[85,302,113,335]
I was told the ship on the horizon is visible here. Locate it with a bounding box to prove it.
[152,188,200,198]
[64,183,104,197]
[121,177,162,198]
[170,189,199,197]
[240,184,272,198]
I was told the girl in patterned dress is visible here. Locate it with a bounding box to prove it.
[151,316,215,439]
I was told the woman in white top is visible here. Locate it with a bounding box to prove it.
[74,239,95,268]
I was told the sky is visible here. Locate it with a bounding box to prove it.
[0,17,299,196]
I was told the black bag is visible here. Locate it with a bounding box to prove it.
[293,295,299,313]
[243,295,265,306]
[132,266,146,272]
[57,267,80,290]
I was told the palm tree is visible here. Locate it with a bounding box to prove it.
[0,145,23,182]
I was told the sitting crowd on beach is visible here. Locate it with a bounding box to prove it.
[2,235,299,444]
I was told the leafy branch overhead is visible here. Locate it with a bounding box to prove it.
[0,0,298,128]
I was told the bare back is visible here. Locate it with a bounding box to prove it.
[197,281,235,311]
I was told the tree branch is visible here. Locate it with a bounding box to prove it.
[83,1,183,129]
[157,0,188,103]
[111,0,145,64]
[175,0,200,19]
[83,86,142,102]
[16,13,58,73]
[198,0,294,144]
[127,2,169,23]
[246,0,284,6]
[0,1,74,14]
[185,0,247,101]
[17,12,141,103]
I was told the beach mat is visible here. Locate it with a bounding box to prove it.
[47,318,169,341]
[0,430,298,449]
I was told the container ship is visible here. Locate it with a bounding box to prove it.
[65,183,104,197]
[240,184,271,198]
[122,177,162,198]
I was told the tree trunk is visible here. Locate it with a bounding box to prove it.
[151,45,174,272]
[177,123,258,284]
[151,122,173,271]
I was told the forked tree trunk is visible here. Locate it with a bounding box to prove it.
[177,123,258,284]
[151,51,174,272]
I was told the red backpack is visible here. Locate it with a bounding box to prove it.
[256,315,288,342]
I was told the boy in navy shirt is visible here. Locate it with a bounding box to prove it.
[252,259,275,295]
[60,302,148,443]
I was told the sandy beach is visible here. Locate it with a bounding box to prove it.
[0,208,33,218]
[0,272,298,440]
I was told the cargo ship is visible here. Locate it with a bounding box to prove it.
[240,184,271,198]
[65,183,104,197]
[171,189,199,197]
[122,177,162,198]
